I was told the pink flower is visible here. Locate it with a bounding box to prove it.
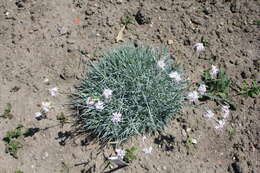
[221,105,230,118]
[198,84,206,95]
[194,43,205,52]
[157,60,166,69]
[86,97,95,106]
[102,89,113,99]
[210,65,219,78]
[111,112,122,123]
[95,101,104,111]
[169,71,181,82]
[187,91,199,102]
[204,110,214,119]
[215,120,225,130]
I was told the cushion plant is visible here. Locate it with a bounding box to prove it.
[71,44,187,142]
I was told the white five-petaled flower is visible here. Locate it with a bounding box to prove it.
[210,65,219,78]
[221,105,230,118]
[141,146,153,154]
[41,102,51,113]
[169,71,181,82]
[187,91,199,102]
[49,87,58,96]
[34,112,42,119]
[204,110,214,119]
[198,84,207,95]
[215,120,225,130]
[102,89,113,99]
[157,60,166,69]
[95,101,104,111]
[194,43,205,52]
[112,112,122,123]
[86,97,95,106]
[115,149,125,159]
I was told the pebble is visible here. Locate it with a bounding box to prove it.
[181,129,187,137]
[58,27,67,35]
[191,138,197,144]
[116,0,123,4]
[167,40,174,45]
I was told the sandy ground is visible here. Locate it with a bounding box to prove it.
[0,0,259,172]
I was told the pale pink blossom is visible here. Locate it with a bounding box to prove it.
[210,65,219,78]
[221,105,230,118]
[198,84,206,95]
[112,112,122,123]
[49,87,58,96]
[41,102,51,113]
[102,89,113,99]
[215,120,225,130]
[187,91,199,102]
[86,97,95,106]
[157,60,166,69]
[194,43,205,52]
[95,101,104,111]
[204,110,214,119]
[115,149,125,159]
[141,147,153,154]
[169,71,181,82]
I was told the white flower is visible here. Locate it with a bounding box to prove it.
[215,120,225,130]
[141,147,152,154]
[86,97,95,106]
[102,89,113,99]
[157,60,166,69]
[95,101,104,111]
[41,102,51,112]
[210,65,219,78]
[34,112,42,119]
[169,71,181,82]
[221,105,230,118]
[115,149,125,159]
[49,87,58,96]
[187,91,199,102]
[198,84,206,95]
[111,112,122,123]
[194,43,205,52]
[204,110,214,119]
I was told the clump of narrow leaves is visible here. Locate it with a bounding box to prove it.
[0,103,13,119]
[121,15,134,26]
[15,170,24,173]
[3,125,40,158]
[71,44,188,142]
[123,146,138,163]
[238,80,260,98]
[201,68,236,109]
[202,68,230,93]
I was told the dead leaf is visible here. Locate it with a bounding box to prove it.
[73,17,81,23]
[116,25,125,43]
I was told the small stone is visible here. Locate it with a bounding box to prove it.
[186,128,191,133]
[162,166,167,170]
[116,0,123,4]
[181,129,187,137]
[159,6,168,11]
[240,71,248,79]
[191,138,197,144]
[167,40,174,45]
[58,27,67,35]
